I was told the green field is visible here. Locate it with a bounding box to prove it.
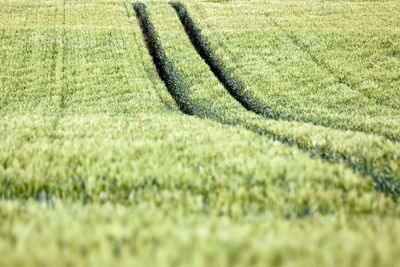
[1,0,399,266]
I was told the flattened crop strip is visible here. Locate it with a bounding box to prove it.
[133,3,399,199]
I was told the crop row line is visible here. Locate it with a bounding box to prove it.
[269,18,400,112]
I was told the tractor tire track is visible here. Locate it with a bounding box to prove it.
[134,3,196,116]
[133,3,400,199]
[170,2,284,121]
[170,2,399,143]
[122,0,176,111]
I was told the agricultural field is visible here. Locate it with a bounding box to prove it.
[0,0,399,266]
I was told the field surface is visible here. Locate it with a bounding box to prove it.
[0,0,399,266]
